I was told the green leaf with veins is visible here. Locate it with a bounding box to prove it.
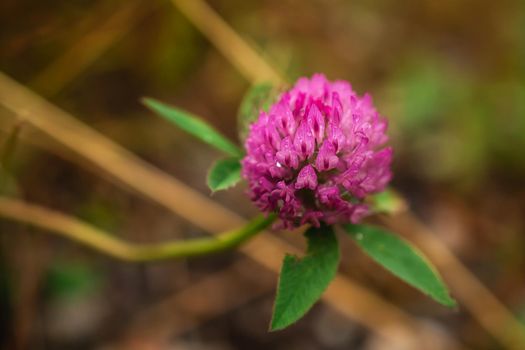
[344,224,456,307]
[271,225,340,331]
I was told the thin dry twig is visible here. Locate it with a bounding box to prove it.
[171,0,283,85]
[30,0,155,96]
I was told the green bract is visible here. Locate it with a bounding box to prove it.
[237,82,278,141]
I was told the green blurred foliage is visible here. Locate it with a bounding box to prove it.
[385,50,525,189]
[44,261,103,301]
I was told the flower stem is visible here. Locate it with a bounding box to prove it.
[0,196,276,262]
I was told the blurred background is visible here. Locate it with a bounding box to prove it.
[1,0,525,349]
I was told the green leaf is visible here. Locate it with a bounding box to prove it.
[271,225,340,331]
[344,224,456,307]
[237,83,278,141]
[207,157,242,192]
[142,97,242,157]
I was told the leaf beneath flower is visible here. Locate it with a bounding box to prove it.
[271,225,340,331]
[344,224,456,307]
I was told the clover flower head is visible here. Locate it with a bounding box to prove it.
[242,74,392,229]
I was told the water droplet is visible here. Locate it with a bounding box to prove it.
[356,233,364,240]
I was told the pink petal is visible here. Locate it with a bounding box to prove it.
[295,164,318,190]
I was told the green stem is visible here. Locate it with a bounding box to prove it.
[131,213,276,261]
[0,196,276,262]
